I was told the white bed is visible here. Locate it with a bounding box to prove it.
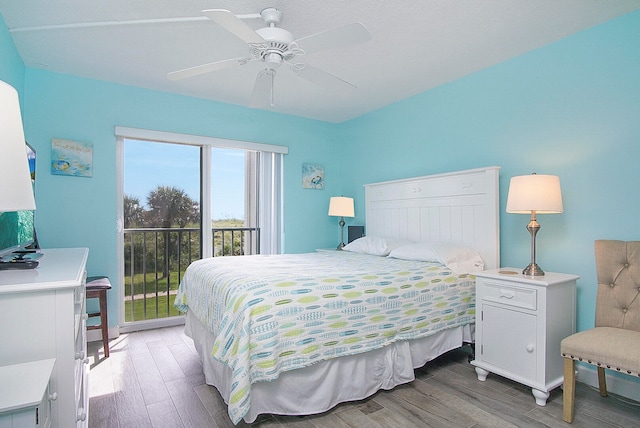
[179,166,500,423]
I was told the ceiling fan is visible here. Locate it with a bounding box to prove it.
[167,8,372,108]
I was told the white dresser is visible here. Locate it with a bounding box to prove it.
[471,268,578,405]
[0,248,89,428]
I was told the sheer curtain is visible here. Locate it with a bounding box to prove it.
[259,152,283,254]
[245,151,283,255]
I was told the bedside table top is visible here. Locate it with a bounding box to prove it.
[0,358,55,412]
[475,268,579,286]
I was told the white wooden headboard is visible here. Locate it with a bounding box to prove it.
[364,166,500,269]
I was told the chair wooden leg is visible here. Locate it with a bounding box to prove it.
[597,366,607,397]
[99,289,109,357]
[563,358,576,423]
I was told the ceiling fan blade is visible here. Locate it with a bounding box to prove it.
[297,64,356,91]
[295,23,372,55]
[202,9,265,45]
[167,58,244,81]
[250,69,276,108]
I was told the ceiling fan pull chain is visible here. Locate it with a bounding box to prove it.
[269,69,276,107]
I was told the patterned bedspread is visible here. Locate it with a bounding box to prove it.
[175,251,476,423]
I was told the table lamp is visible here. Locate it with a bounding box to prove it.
[328,196,354,249]
[0,80,36,213]
[506,173,563,276]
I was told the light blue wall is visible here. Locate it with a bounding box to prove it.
[339,10,640,341]
[10,68,345,327]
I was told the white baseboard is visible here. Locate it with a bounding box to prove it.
[577,364,640,401]
[87,316,186,342]
[87,326,120,342]
[118,316,186,333]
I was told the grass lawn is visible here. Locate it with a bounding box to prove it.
[123,271,184,322]
[124,293,182,322]
[124,270,185,296]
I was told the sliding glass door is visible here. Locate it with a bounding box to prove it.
[116,128,286,330]
[122,139,201,324]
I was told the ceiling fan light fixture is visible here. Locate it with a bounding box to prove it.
[265,52,283,68]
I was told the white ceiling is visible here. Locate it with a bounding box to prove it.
[2,1,639,123]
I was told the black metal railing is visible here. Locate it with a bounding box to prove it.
[123,227,259,322]
[213,227,260,257]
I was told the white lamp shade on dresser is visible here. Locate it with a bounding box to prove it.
[0,80,36,212]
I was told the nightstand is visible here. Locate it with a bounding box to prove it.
[471,268,578,405]
[0,358,56,427]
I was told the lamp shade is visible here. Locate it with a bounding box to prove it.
[506,174,563,214]
[0,80,35,212]
[328,196,354,217]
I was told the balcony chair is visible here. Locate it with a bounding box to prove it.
[86,276,112,358]
[560,240,640,423]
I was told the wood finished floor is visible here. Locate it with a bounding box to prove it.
[88,325,640,428]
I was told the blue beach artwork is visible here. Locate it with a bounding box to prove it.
[302,163,324,189]
[51,139,93,177]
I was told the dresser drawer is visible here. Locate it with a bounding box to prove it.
[480,281,537,310]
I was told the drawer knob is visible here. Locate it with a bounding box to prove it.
[526,345,535,353]
[75,351,85,360]
[77,409,87,421]
[49,392,58,401]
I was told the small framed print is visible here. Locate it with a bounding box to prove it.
[51,138,93,177]
[302,163,324,189]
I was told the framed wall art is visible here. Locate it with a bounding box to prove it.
[302,163,324,189]
[51,138,93,177]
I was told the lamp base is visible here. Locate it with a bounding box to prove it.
[522,262,545,276]
[336,217,346,251]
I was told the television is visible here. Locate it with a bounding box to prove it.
[0,142,37,262]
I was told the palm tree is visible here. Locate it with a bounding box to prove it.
[123,195,145,228]
[146,186,199,228]
[145,186,200,277]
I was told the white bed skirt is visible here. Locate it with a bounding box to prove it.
[185,312,474,423]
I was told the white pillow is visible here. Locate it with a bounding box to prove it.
[343,236,413,256]
[388,242,485,273]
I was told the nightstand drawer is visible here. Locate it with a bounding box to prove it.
[481,282,537,310]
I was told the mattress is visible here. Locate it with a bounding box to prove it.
[175,251,476,423]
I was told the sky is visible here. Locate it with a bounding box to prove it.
[124,139,246,220]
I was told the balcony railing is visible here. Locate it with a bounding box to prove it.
[123,226,259,322]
